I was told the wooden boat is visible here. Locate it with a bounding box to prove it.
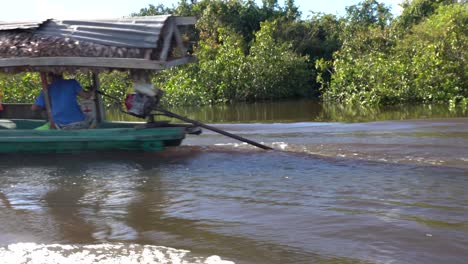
[0,16,201,153]
[0,119,188,153]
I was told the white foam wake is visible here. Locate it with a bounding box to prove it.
[0,243,235,264]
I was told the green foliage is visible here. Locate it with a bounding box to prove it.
[394,0,454,32]
[270,13,343,90]
[345,0,393,30]
[342,0,394,54]
[157,19,312,106]
[131,4,175,16]
[399,4,468,102]
[322,2,467,105]
[0,73,41,103]
[66,71,133,108]
[98,72,133,108]
[272,13,342,61]
[0,71,132,110]
[247,20,312,99]
[192,0,301,47]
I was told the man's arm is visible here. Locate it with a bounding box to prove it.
[32,91,45,111]
[31,104,43,111]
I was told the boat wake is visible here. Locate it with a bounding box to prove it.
[183,119,468,169]
[0,243,234,264]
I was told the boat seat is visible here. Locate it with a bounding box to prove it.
[0,119,17,129]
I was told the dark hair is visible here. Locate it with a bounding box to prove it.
[47,72,63,82]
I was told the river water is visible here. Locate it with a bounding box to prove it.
[0,100,467,264]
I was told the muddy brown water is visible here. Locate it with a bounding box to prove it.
[0,100,467,264]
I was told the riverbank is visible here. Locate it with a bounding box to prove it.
[108,99,468,123]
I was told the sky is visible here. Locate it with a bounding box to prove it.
[0,0,404,22]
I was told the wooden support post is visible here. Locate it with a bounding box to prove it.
[144,49,153,60]
[159,21,174,61]
[39,72,56,129]
[92,72,105,123]
[173,26,187,55]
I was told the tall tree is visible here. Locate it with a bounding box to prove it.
[130,4,174,16]
[395,0,455,31]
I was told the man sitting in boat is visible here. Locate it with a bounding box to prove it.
[32,73,94,130]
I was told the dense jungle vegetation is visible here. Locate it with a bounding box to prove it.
[0,0,466,107]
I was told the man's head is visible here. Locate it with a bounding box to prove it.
[47,72,63,82]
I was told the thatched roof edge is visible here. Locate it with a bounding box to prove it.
[0,16,196,73]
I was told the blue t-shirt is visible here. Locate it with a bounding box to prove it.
[34,79,86,125]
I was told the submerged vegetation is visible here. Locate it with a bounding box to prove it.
[0,0,466,107]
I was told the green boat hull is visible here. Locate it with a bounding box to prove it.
[0,119,186,153]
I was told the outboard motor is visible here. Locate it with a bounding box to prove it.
[125,92,157,118]
[125,69,162,118]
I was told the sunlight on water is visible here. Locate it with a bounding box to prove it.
[184,118,468,169]
[271,142,289,150]
[0,243,234,264]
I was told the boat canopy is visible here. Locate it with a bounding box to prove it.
[0,15,196,73]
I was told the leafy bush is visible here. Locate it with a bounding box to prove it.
[322,2,467,105]
[157,19,312,106]
[0,73,41,103]
[0,71,132,109]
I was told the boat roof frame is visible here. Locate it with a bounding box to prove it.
[0,16,197,73]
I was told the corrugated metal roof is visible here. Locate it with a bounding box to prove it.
[0,21,45,30]
[38,16,172,49]
[0,15,196,71]
[0,15,178,49]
